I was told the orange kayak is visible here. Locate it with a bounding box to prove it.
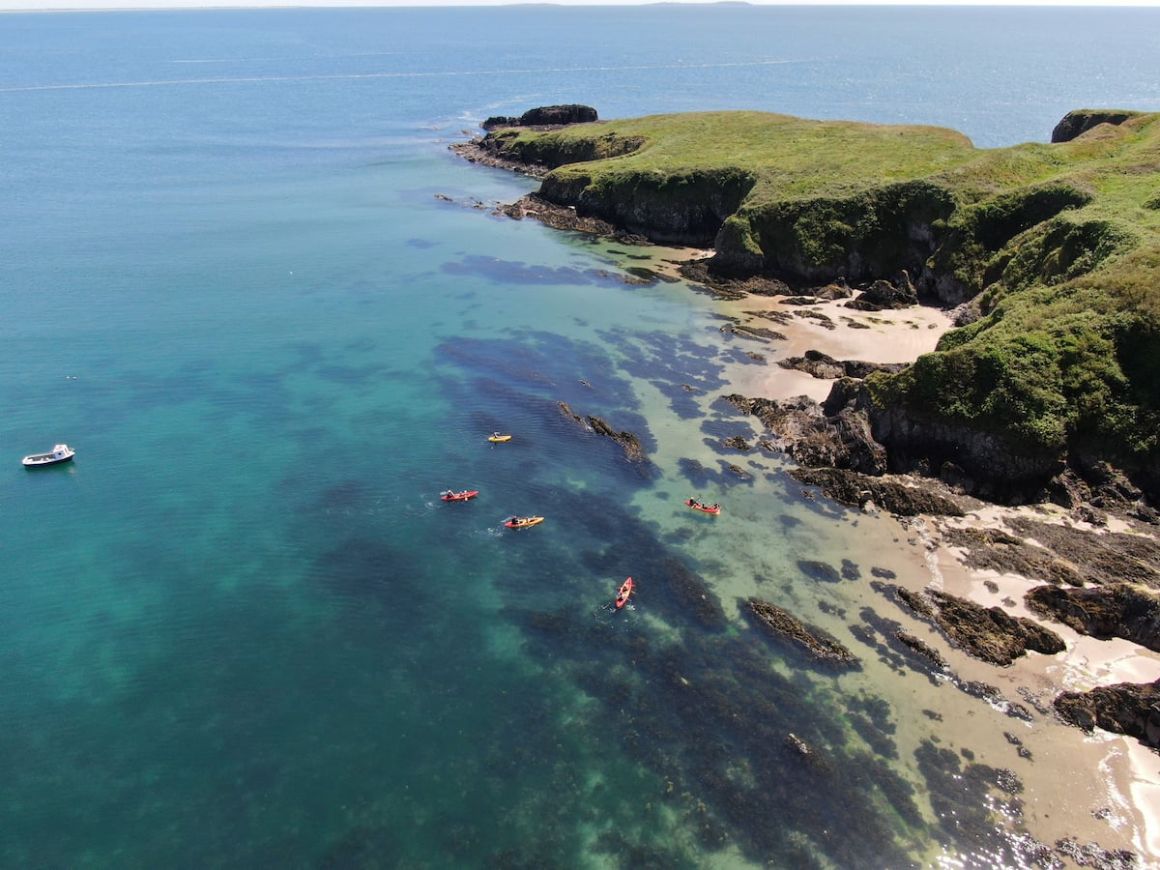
[504,516,544,529]
[685,498,721,515]
[615,577,634,609]
[441,489,479,502]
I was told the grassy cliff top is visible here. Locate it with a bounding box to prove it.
[501,109,1160,216]
[504,111,977,199]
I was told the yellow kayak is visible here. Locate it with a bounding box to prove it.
[504,516,543,529]
[488,433,513,443]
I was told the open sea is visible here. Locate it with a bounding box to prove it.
[3,6,1160,868]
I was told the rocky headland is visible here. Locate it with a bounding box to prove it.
[453,106,1160,832]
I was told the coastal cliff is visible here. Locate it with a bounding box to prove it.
[460,109,1160,504]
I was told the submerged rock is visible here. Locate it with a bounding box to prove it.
[745,598,860,669]
[557,401,648,464]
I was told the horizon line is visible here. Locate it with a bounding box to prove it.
[5,0,1160,11]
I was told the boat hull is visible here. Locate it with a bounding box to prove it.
[22,452,74,468]
[504,516,544,529]
[685,500,720,515]
[615,577,634,609]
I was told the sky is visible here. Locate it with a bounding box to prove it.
[2,0,1157,9]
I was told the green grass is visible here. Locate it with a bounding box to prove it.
[489,110,1160,487]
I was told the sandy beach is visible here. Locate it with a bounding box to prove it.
[637,245,1160,863]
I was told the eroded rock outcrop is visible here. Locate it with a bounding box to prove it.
[745,598,860,669]
[927,590,1065,666]
[722,391,887,475]
[778,350,908,381]
[1026,584,1160,652]
[1050,109,1143,143]
[788,467,965,516]
[482,104,598,130]
[1055,679,1160,749]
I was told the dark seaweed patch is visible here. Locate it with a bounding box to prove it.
[797,560,842,583]
[443,255,653,288]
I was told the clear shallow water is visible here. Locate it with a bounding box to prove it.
[2,7,1158,867]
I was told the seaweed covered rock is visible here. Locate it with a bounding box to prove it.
[927,590,1065,666]
[1054,679,1160,749]
[789,466,965,516]
[745,598,860,669]
[1026,583,1160,651]
[777,350,907,381]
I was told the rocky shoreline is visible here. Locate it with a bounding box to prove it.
[452,106,1160,862]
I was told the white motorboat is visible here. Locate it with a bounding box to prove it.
[22,444,75,467]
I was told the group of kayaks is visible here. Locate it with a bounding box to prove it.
[439,431,723,613]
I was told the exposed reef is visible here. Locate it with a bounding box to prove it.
[778,349,908,381]
[1055,679,1160,750]
[1026,583,1160,651]
[925,590,1065,666]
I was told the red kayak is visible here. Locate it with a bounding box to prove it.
[685,498,721,515]
[441,489,479,502]
[615,577,634,610]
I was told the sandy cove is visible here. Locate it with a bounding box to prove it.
[692,265,1160,861]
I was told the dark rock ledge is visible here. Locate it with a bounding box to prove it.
[1055,679,1160,750]
[482,104,598,131]
[925,590,1065,667]
[777,350,908,381]
[744,598,860,670]
[557,401,648,465]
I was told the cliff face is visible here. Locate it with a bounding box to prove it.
[541,167,756,246]
[1050,109,1143,143]
[715,180,956,288]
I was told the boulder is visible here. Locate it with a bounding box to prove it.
[1054,679,1160,749]
[845,278,917,311]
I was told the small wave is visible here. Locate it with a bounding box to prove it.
[0,58,822,95]
[171,51,406,65]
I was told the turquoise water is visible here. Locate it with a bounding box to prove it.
[3,7,1159,867]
